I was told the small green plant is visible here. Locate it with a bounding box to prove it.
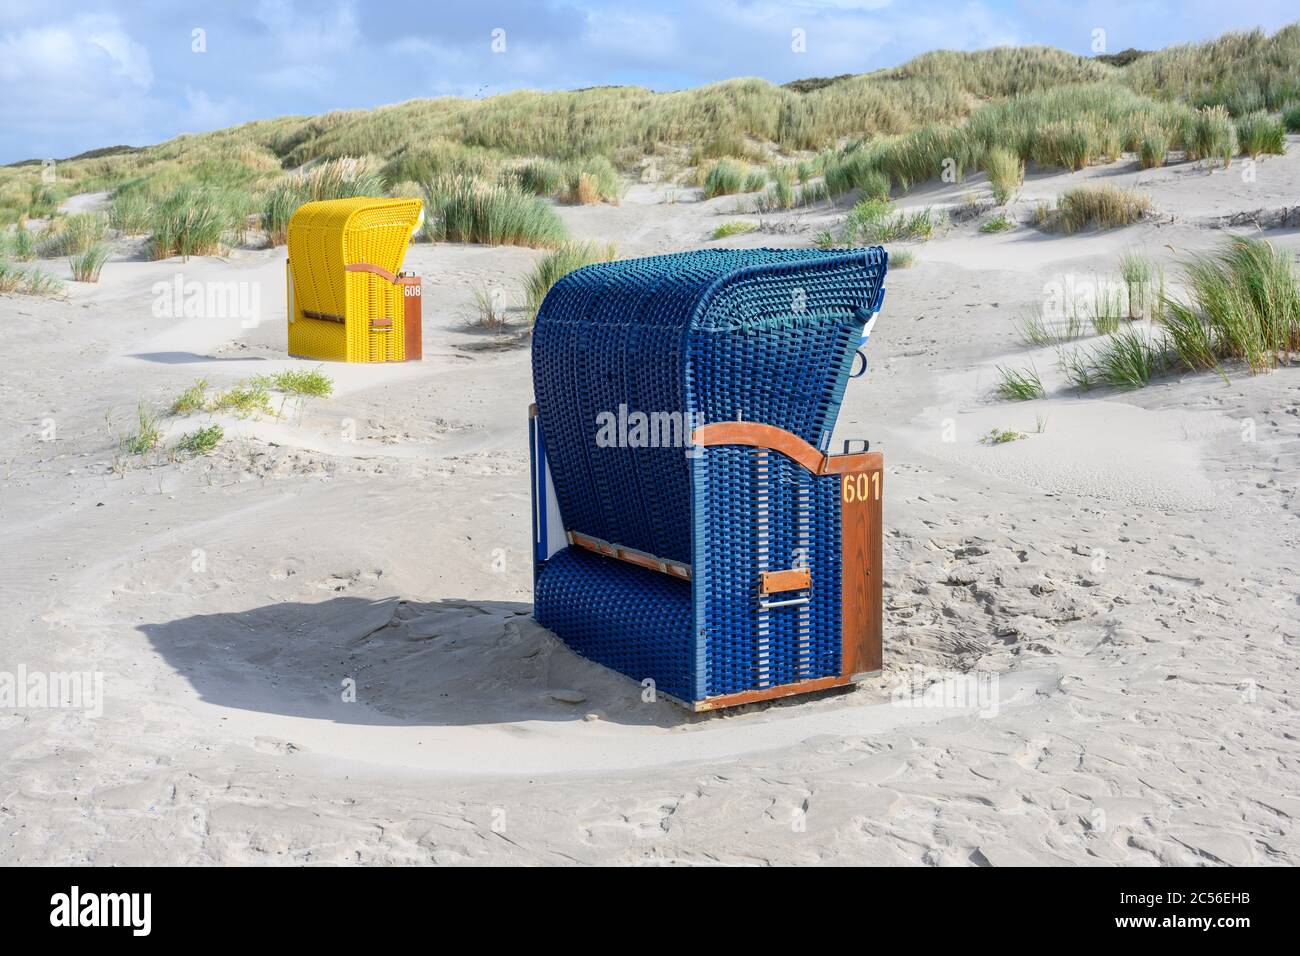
[69,242,110,282]
[980,213,1014,233]
[890,250,915,268]
[843,198,937,243]
[176,424,223,456]
[254,368,334,398]
[712,220,758,239]
[983,147,1023,205]
[1014,308,1088,347]
[995,364,1045,400]
[813,230,835,250]
[980,427,1026,445]
[208,381,273,417]
[122,404,162,456]
[170,379,208,415]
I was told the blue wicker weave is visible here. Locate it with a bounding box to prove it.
[533,247,887,703]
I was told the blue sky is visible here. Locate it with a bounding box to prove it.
[2,0,1297,163]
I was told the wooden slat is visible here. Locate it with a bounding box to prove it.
[840,464,883,676]
[693,674,853,711]
[691,421,881,476]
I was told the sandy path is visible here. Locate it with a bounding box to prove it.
[1,152,1297,865]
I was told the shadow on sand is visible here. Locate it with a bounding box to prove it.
[136,595,686,729]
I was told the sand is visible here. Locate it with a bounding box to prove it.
[1,145,1297,865]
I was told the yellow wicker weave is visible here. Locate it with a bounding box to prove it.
[286,197,422,362]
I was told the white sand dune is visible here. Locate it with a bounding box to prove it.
[1,148,1297,865]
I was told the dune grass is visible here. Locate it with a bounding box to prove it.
[0,260,63,296]
[842,198,937,244]
[1138,126,1173,168]
[995,364,1045,400]
[1040,185,1152,234]
[1234,112,1286,157]
[6,227,36,261]
[1091,327,1168,388]
[1161,237,1300,373]
[148,184,242,260]
[522,240,618,322]
[823,150,890,201]
[108,190,152,234]
[42,212,107,256]
[1284,101,1300,132]
[702,160,748,198]
[511,156,622,204]
[260,156,386,245]
[983,147,1023,204]
[422,176,567,248]
[1185,105,1236,166]
[69,242,110,282]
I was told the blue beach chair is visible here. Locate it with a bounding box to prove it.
[529,248,888,710]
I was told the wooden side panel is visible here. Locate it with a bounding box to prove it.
[401,277,422,362]
[840,462,883,676]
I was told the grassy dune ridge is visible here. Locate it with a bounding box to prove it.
[2,23,1299,252]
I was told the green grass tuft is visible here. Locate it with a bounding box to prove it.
[995,364,1045,400]
[69,242,110,282]
[983,147,1023,204]
[253,368,334,398]
[712,220,758,239]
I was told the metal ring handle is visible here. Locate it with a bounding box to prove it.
[849,348,868,378]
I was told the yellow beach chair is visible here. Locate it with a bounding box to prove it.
[285,197,424,362]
